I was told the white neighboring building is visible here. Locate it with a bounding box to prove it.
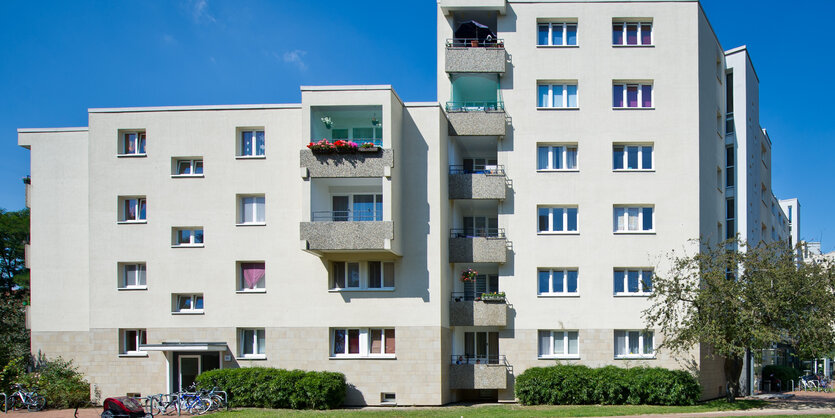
[18,0,796,405]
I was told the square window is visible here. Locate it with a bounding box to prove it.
[238,129,265,157]
[119,263,147,289]
[239,262,266,291]
[537,83,579,108]
[538,269,579,295]
[613,206,654,233]
[613,82,653,108]
[537,22,577,46]
[119,197,147,222]
[119,329,147,355]
[238,195,265,225]
[613,144,653,170]
[172,227,204,247]
[538,330,579,358]
[613,21,652,46]
[238,328,265,358]
[614,330,654,358]
[119,131,146,155]
[537,144,578,171]
[537,206,579,233]
[614,269,653,295]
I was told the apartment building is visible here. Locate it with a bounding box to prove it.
[19,0,793,405]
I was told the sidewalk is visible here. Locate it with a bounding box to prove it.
[598,391,835,417]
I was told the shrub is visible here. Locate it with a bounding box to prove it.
[195,367,345,410]
[22,356,90,409]
[516,364,700,406]
[762,365,802,391]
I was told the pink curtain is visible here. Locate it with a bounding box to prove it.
[242,263,265,289]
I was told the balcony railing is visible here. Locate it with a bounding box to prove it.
[449,165,505,175]
[450,228,505,239]
[451,354,507,366]
[446,101,505,113]
[324,138,383,147]
[446,38,505,49]
[311,210,382,222]
[451,291,506,303]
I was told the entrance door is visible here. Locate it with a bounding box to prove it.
[179,355,201,391]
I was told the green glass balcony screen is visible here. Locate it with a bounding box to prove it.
[449,74,502,111]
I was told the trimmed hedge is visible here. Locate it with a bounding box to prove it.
[762,365,802,390]
[194,367,346,410]
[515,365,700,406]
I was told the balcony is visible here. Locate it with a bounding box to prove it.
[24,243,30,269]
[449,229,507,263]
[300,211,393,253]
[300,148,393,178]
[23,176,31,208]
[446,102,506,136]
[448,165,507,200]
[445,39,507,74]
[449,355,508,390]
[450,292,507,327]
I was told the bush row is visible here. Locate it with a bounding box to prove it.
[515,364,701,406]
[195,367,346,410]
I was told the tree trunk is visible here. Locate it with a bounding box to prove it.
[724,355,744,402]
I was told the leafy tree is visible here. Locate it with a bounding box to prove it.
[0,208,29,292]
[644,239,835,401]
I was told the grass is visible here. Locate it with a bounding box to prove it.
[212,399,769,417]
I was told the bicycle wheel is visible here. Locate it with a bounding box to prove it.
[189,398,212,415]
[8,395,24,411]
[211,394,224,410]
[28,394,46,412]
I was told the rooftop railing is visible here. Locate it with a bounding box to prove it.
[446,38,505,48]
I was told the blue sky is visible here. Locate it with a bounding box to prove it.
[1,0,832,251]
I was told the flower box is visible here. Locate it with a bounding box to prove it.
[480,292,506,303]
[358,146,381,153]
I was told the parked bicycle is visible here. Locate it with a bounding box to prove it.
[5,383,46,412]
[147,392,179,416]
[177,383,212,415]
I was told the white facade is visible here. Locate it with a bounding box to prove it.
[19,0,794,405]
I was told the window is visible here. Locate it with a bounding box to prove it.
[614,330,654,358]
[613,145,653,170]
[327,194,383,222]
[119,329,147,355]
[174,159,203,177]
[119,197,146,222]
[538,330,579,358]
[459,216,499,237]
[238,328,266,358]
[238,129,265,157]
[725,146,734,187]
[726,199,735,240]
[333,127,384,147]
[537,22,577,46]
[613,83,653,108]
[173,294,204,314]
[238,195,266,225]
[238,262,266,291]
[538,83,578,108]
[613,206,654,233]
[538,206,578,233]
[612,21,652,46]
[119,131,146,156]
[537,145,578,170]
[331,261,395,290]
[331,328,395,358]
[119,263,147,289]
[538,269,578,295]
[173,228,204,247]
[613,269,653,295]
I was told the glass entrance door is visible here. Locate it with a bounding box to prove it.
[179,355,201,391]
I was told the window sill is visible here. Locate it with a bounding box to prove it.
[119,352,148,358]
[615,355,656,360]
[612,44,654,48]
[538,231,580,235]
[329,288,395,293]
[172,311,204,315]
[117,220,147,225]
[171,244,205,248]
[538,355,580,360]
[613,107,655,110]
[117,154,147,158]
[118,286,148,291]
[236,289,266,294]
[236,222,266,227]
[537,169,579,173]
[236,155,266,160]
[614,293,652,297]
[538,293,580,298]
[613,169,655,173]
[329,355,397,360]
[237,355,267,360]
[536,44,579,48]
[536,107,580,111]
[613,231,655,235]
[171,174,204,179]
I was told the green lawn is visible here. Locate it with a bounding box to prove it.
[212,399,769,417]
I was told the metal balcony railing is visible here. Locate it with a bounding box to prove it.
[451,291,506,303]
[451,354,508,365]
[446,38,505,48]
[321,138,383,147]
[449,165,505,175]
[446,101,505,113]
[449,228,505,239]
[311,210,382,222]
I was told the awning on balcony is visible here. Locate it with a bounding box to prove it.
[455,20,496,42]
